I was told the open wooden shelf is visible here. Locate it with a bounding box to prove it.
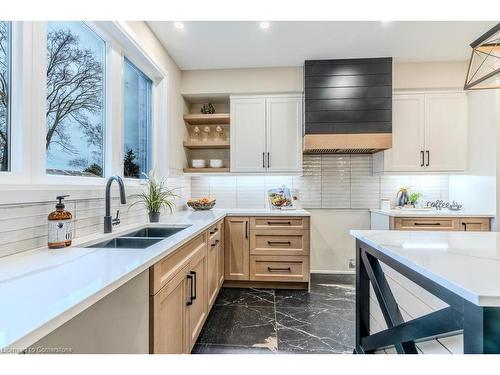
[183,141,230,149]
[183,168,230,173]
[183,113,230,125]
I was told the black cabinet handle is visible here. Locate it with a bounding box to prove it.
[190,271,197,301]
[267,241,291,246]
[209,227,218,235]
[462,222,467,231]
[211,239,220,247]
[245,220,248,238]
[267,267,291,272]
[426,150,430,167]
[262,152,265,168]
[414,222,441,226]
[267,221,292,225]
[267,152,270,169]
[420,151,425,167]
[186,274,194,306]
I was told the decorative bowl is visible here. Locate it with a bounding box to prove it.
[187,198,216,211]
[209,159,223,168]
[191,159,206,168]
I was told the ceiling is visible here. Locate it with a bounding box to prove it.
[147,21,497,70]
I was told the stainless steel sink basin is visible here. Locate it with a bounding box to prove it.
[86,237,163,249]
[123,226,190,238]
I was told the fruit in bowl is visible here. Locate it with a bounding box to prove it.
[187,197,216,211]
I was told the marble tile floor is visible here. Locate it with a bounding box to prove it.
[192,274,355,354]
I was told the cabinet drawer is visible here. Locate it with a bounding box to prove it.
[250,229,309,256]
[150,233,207,295]
[250,255,309,282]
[207,220,222,243]
[250,216,309,230]
[393,217,459,231]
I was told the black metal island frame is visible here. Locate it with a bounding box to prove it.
[352,232,500,354]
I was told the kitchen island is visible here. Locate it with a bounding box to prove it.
[350,230,500,354]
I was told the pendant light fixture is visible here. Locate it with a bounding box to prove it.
[464,23,500,90]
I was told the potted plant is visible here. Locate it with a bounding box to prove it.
[131,171,179,222]
[409,192,423,208]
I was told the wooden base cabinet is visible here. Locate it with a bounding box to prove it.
[151,264,190,354]
[391,216,491,232]
[224,217,250,280]
[150,221,225,354]
[224,216,310,288]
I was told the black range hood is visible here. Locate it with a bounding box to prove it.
[303,57,393,153]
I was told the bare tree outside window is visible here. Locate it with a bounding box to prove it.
[0,21,11,172]
[46,22,105,177]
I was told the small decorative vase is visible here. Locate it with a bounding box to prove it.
[398,191,409,207]
[149,212,160,223]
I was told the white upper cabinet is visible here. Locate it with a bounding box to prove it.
[266,96,303,173]
[230,95,303,173]
[230,97,267,172]
[373,91,467,174]
[424,93,467,171]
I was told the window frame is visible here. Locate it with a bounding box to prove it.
[122,56,153,180]
[0,21,168,194]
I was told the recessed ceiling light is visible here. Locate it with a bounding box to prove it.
[380,21,392,26]
[174,21,185,30]
[259,21,270,30]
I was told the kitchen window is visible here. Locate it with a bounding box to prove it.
[0,21,11,172]
[123,57,152,179]
[45,21,106,177]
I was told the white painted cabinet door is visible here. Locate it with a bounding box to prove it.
[265,96,303,173]
[230,97,267,172]
[424,93,467,172]
[383,94,425,172]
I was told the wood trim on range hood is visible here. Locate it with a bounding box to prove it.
[303,134,392,154]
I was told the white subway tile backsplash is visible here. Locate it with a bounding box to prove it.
[321,155,350,208]
[188,155,450,212]
[350,155,380,209]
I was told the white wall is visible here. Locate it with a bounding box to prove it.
[181,61,468,96]
[181,67,303,96]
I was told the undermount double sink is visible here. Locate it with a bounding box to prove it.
[86,226,191,249]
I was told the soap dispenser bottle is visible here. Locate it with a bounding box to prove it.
[48,195,73,249]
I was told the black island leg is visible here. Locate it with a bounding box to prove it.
[355,242,370,354]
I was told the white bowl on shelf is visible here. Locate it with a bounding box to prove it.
[191,159,206,168]
[209,159,223,168]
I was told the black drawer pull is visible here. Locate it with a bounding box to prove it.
[211,239,220,247]
[414,222,441,226]
[186,274,194,306]
[267,267,291,272]
[267,241,291,246]
[267,221,292,225]
[209,227,218,235]
[190,271,197,301]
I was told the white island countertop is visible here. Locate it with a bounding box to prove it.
[0,208,309,351]
[370,208,495,218]
[350,230,500,307]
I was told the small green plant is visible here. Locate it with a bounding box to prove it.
[131,171,179,214]
[409,192,423,205]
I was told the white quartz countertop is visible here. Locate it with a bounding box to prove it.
[350,230,500,307]
[0,208,309,351]
[370,208,495,218]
